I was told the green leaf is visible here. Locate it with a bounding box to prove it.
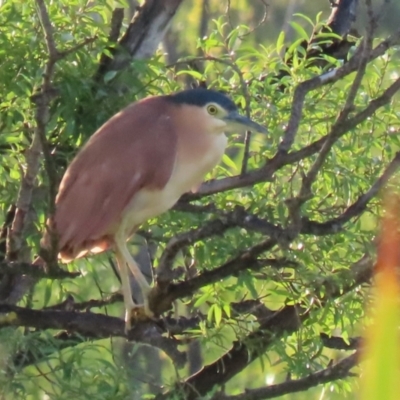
[103,70,117,83]
[289,21,309,41]
[176,69,204,80]
[276,31,285,53]
[214,304,222,326]
[222,153,239,173]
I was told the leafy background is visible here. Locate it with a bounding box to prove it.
[0,0,400,399]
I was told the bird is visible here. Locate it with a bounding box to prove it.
[42,88,267,331]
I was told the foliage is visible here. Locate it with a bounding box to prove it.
[0,1,400,400]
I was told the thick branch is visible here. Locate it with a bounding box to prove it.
[0,304,185,365]
[157,214,239,282]
[95,0,184,80]
[326,0,358,36]
[108,8,124,42]
[322,254,373,299]
[0,303,126,338]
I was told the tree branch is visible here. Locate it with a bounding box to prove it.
[0,261,79,280]
[108,8,124,42]
[43,292,120,311]
[302,151,400,235]
[155,252,371,399]
[320,333,361,350]
[1,251,372,396]
[211,352,359,400]
[284,31,373,233]
[151,240,280,315]
[162,148,398,294]
[155,306,301,400]
[180,70,400,206]
[326,0,358,37]
[95,0,184,81]
[157,206,284,283]
[0,303,186,366]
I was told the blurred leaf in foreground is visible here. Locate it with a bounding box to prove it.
[360,190,400,400]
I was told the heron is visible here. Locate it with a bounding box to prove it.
[43,88,267,331]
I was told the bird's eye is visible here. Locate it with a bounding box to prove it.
[207,105,218,115]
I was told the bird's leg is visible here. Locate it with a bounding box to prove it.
[115,238,154,332]
[115,246,139,332]
[117,241,153,318]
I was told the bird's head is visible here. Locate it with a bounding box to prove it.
[168,88,267,135]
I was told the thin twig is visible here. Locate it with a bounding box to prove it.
[302,151,400,235]
[157,206,279,283]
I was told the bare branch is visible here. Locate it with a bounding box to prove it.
[322,254,373,299]
[35,0,58,59]
[95,0,184,81]
[326,0,358,37]
[339,1,374,119]
[108,8,124,42]
[0,205,15,261]
[0,304,129,338]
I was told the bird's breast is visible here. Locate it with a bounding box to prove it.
[119,132,227,236]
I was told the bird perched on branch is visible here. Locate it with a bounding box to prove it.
[43,88,266,331]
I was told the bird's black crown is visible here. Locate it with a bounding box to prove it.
[167,88,237,112]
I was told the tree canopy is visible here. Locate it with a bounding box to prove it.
[0,0,400,399]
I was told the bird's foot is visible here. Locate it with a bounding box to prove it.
[124,303,154,333]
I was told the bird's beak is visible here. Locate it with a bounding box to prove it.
[223,111,267,133]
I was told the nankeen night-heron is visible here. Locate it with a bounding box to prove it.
[43,88,266,331]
